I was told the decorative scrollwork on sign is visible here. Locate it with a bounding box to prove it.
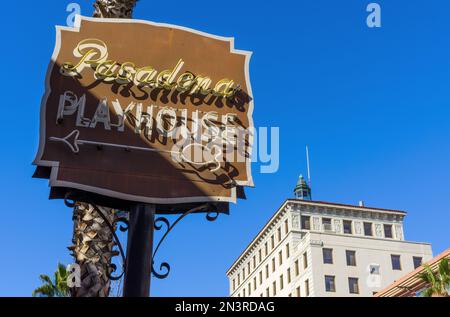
[151,204,219,279]
[64,192,76,208]
[114,216,129,233]
[206,210,220,222]
[152,217,171,279]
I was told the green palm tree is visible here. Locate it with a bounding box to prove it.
[32,263,70,297]
[419,258,450,297]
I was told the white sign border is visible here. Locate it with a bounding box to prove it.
[33,15,255,205]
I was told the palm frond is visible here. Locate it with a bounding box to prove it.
[33,264,70,297]
[438,258,450,276]
[418,259,450,297]
[418,265,435,285]
[39,274,53,286]
[32,285,54,297]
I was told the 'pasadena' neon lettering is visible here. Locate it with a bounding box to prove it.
[61,38,238,98]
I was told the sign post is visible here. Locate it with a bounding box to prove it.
[123,204,155,297]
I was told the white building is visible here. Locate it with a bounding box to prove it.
[226,176,433,297]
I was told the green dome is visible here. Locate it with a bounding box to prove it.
[294,175,311,200]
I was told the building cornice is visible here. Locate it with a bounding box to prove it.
[287,199,407,215]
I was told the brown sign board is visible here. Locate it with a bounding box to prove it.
[33,16,254,213]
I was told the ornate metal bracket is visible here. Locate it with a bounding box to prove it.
[64,193,129,281]
[151,204,220,279]
[65,193,221,282]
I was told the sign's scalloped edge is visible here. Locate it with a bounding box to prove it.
[32,15,255,205]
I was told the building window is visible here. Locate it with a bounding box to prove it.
[271,235,275,249]
[322,218,332,231]
[284,219,289,234]
[413,256,423,269]
[391,254,402,270]
[286,243,290,258]
[364,222,373,236]
[287,268,291,283]
[265,242,268,256]
[265,287,269,297]
[272,281,277,296]
[301,216,311,230]
[303,252,308,269]
[305,279,310,296]
[295,260,299,276]
[238,273,240,285]
[384,224,393,238]
[343,220,353,234]
[243,289,246,297]
[265,264,269,278]
[323,248,333,264]
[259,271,263,285]
[248,283,251,296]
[243,269,245,280]
[346,250,356,266]
[232,279,236,291]
[279,250,283,265]
[248,262,251,275]
[253,256,256,269]
[272,258,276,272]
[348,277,359,294]
[325,275,336,292]
[253,277,257,290]
[370,264,380,275]
[296,286,301,297]
[258,249,262,262]
[277,227,282,242]
[280,274,284,290]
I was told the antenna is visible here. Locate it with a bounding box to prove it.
[306,145,311,187]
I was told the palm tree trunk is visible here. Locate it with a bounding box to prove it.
[69,203,116,297]
[69,0,138,297]
[94,0,138,18]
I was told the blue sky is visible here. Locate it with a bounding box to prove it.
[0,0,449,296]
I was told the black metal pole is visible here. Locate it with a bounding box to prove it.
[123,204,155,297]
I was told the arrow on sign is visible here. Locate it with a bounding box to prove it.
[48,130,222,172]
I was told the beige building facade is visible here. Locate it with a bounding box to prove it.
[226,199,433,297]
